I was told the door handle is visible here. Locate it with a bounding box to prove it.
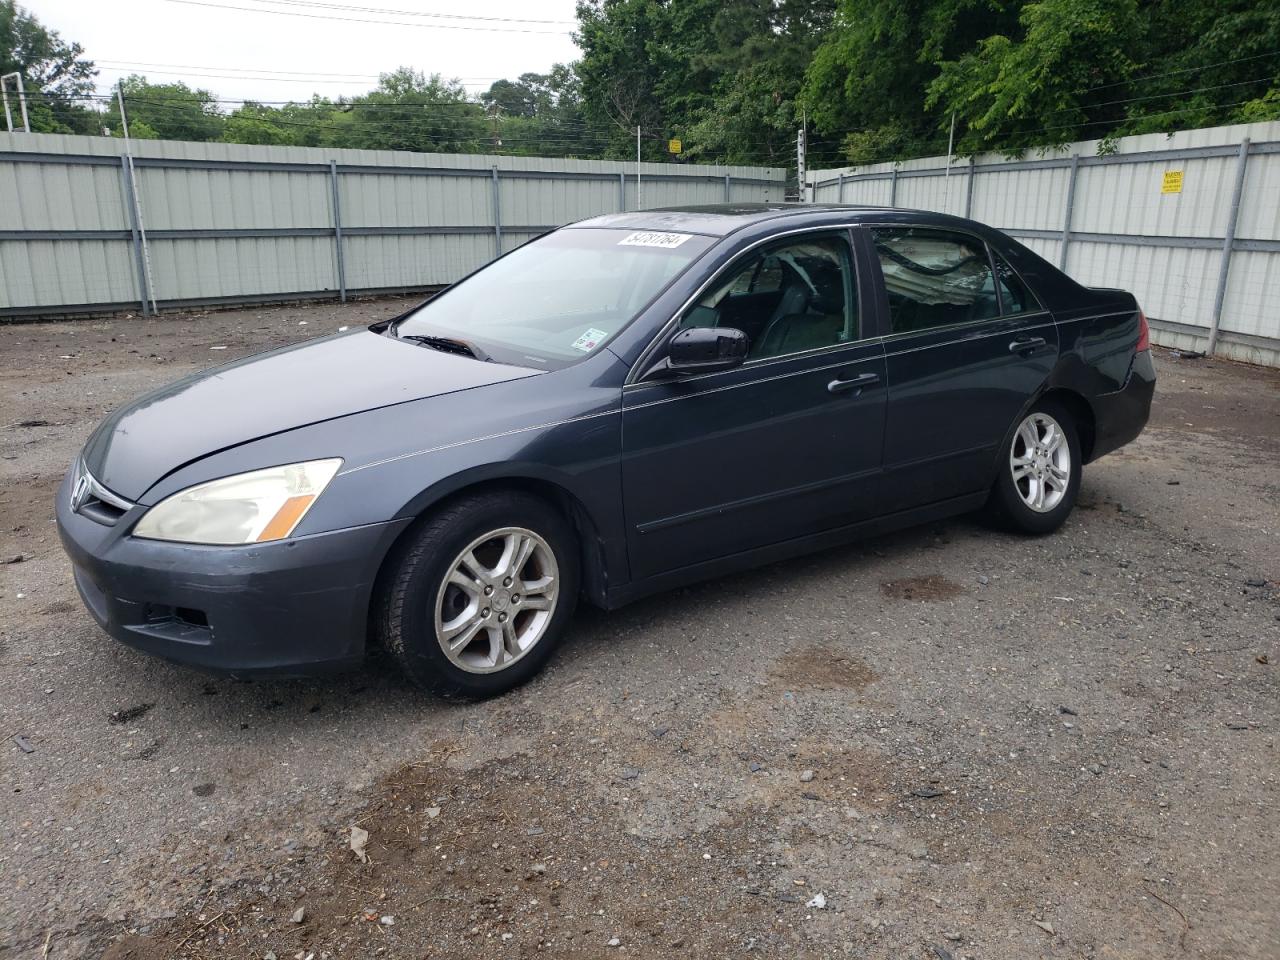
[1008,336,1048,354]
[828,372,881,395]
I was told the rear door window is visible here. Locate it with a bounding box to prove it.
[871,227,999,333]
[991,249,1044,315]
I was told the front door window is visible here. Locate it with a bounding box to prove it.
[680,235,858,360]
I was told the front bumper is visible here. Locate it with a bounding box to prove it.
[1089,348,1155,462]
[55,468,411,676]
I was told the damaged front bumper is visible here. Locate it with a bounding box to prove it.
[54,466,410,676]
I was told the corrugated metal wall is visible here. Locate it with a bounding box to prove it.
[808,121,1280,366]
[0,133,785,318]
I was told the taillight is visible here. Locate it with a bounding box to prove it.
[1136,309,1150,352]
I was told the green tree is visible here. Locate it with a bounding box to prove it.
[0,0,98,133]
[106,76,225,142]
[482,73,555,118]
[481,65,604,157]
[220,98,337,148]
[324,68,486,153]
[802,0,1022,164]
[683,0,836,166]
[575,0,677,158]
[805,0,1280,164]
[1119,1,1280,132]
[926,0,1140,154]
[575,0,833,165]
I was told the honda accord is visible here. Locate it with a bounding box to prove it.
[56,203,1154,697]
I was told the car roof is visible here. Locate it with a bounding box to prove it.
[566,202,908,238]
[566,202,1003,239]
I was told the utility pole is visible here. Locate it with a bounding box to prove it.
[636,125,642,210]
[486,102,503,152]
[117,81,158,315]
[796,112,807,203]
[943,111,956,211]
[1,72,30,133]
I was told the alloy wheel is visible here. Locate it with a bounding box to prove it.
[1009,412,1071,513]
[434,526,559,674]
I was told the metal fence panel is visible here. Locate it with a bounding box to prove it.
[808,120,1280,366]
[0,132,785,317]
[149,236,339,301]
[346,233,508,290]
[0,238,137,308]
[1236,151,1280,242]
[974,166,1072,232]
[1223,250,1278,339]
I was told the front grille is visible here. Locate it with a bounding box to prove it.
[71,461,135,527]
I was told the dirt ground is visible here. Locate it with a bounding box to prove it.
[1,301,1277,960]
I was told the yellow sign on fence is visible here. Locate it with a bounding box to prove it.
[1162,170,1184,194]
[668,138,682,155]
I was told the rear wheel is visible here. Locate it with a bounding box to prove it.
[990,400,1082,535]
[376,491,579,698]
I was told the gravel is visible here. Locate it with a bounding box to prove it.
[1,302,1277,959]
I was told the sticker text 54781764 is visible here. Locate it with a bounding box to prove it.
[618,231,692,249]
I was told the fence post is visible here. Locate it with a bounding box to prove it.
[965,157,976,218]
[119,155,151,316]
[329,160,347,303]
[618,171,626,212]
[837,172,845,203]
[1208,138,1250,356]
[889,167,898,207]
[491,166,503,258]
[1058,153,1080,271]
[724,174,731,202]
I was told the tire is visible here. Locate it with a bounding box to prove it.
[375,491,579,699]
[989,398,1082,535]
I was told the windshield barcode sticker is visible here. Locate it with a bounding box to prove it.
[619,231,692,248]
[571,327,609,352]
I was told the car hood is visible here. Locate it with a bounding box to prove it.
[81,330,538,500]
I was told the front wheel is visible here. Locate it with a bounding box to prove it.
[375,491,579,698]
[990,400,1082,535]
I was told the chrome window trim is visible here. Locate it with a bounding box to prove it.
[876,311,1054,347]
[625,348,883,398]
[879,317,1058,356]
[625,224,867,387]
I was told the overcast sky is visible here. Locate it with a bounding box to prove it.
[29,0,583,105]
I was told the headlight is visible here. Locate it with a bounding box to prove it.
[133,459,342,545]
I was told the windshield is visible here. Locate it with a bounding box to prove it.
[393,227,714,369]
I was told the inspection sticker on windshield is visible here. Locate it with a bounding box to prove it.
[571,327,609,352]
[618,231,692,249]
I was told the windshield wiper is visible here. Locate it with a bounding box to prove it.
[397,333,491,362]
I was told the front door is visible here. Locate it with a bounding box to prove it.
[867,224,1058,512]
[620,230,887,582]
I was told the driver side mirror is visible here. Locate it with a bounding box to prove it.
[663,326,749,375]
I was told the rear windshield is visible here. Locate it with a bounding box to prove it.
[393,227,714,369]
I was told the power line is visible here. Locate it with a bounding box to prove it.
[820,95,1270,171]
[97,59,511,81]
[97,67,497,87]
[83,93,615,141]
[81,93,796,159]
[230,0,574,25]
[162,0,576,34]
[98,59,383,78]
[1064,74,1278,116]
[1078,49,1280,94]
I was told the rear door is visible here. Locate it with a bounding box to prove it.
[866,224,1057,512]
[620,229,887,581]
